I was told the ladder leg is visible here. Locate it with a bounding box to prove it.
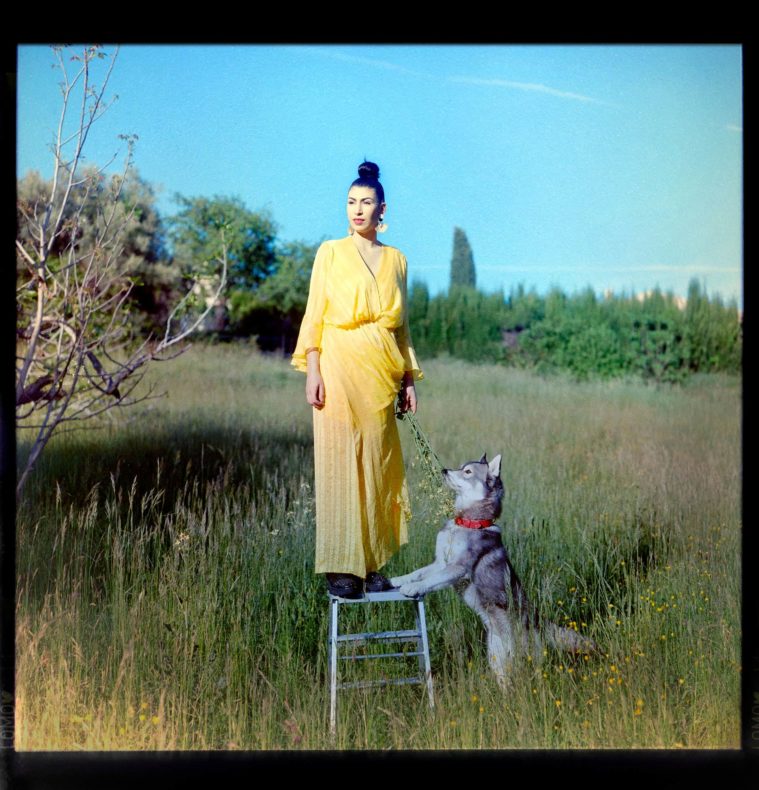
[415,599,435,709]
[413,601,424,677]
[328,597,339,734]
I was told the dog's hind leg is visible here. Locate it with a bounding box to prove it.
[483,608,517,687]
[463,586,515,687]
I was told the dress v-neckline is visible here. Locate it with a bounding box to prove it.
[350,238,385,282]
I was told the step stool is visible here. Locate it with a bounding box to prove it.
[327,589,434,734]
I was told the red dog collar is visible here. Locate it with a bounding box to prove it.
[455,517,494,529]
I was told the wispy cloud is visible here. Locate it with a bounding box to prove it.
[449,76,610,105]
[473,263,741,278]
[725,123,742,133]
[296,46,431,79]
[294,48,613,104]
[627,264,741,275]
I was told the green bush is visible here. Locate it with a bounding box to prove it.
[407,280,740,382]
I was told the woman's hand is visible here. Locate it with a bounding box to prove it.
[306,349,325,409]
[306,371,325,409]
[398,373,417,414]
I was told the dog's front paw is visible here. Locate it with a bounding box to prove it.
[400,583,425,599]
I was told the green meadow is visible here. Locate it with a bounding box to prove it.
[15,344,741,749]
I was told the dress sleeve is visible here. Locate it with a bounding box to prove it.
[395,255,424,381]
[291,242,330,373]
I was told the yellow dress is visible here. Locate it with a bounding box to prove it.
[292,236,423,578]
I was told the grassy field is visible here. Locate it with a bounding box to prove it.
[15,343,741,749]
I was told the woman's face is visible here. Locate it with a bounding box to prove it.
[347,186,385,235]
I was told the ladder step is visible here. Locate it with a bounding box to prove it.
[336,629,420,644]
[337,676,426,691]
[339,651,424,661]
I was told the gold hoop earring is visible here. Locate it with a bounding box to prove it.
[376,217,388,233]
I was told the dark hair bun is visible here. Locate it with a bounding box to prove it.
[357,161,380,180]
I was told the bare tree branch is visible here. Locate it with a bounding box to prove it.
[15,45,229,499]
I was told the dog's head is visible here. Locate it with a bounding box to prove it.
[442,453,503,519]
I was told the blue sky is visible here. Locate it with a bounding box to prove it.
[16,44,743,305]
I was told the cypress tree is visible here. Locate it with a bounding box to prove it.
[449,227,476,289]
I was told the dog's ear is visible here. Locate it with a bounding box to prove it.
[488,454,502,479]
[479,453,488,464]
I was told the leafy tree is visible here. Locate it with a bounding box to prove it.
[407,280,431,354]
[504,284,544,331]
[683,279,741,373]
[229,240,319,350]
[17,165,179,336]
[444,287,506,361]
[628,315,687,383]
[168,194,277,290]
[564,323,625,380]
[424,294,448,356]
[256,240,319,318]
[449,226,476,289]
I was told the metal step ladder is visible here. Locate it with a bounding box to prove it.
[327,589,434,734]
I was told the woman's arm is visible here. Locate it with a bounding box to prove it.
[395,255,423,384]
[291,243,331,374]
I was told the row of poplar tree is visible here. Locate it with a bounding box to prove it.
[410,227,741,383]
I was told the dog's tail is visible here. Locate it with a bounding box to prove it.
[543,622,599,656]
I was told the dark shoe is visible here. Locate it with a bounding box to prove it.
[365,571,396,592]
[326,573,364,599]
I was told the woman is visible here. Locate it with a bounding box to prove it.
[291,161,423,599]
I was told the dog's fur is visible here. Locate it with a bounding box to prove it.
[390,454,597,686]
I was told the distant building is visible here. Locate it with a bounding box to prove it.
[634,290,687,310]
[602,288,687,310]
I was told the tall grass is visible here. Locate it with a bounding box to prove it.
[15,345,741,749]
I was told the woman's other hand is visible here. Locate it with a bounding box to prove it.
[399,373,417,414]
[306,349,325,409]
[306,371,325,409]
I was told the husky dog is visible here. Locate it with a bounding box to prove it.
[390,454,597,686]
